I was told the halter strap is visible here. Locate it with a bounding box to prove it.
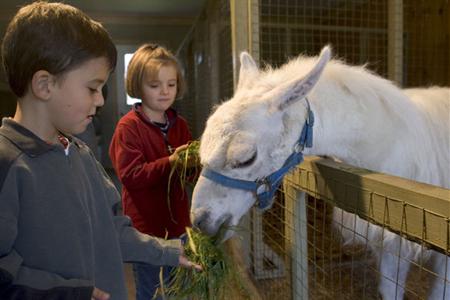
[201,98,314,210]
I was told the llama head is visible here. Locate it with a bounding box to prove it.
[191,46,331,241]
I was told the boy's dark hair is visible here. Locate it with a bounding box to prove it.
[126,43,186,100]
[1,1,117,98]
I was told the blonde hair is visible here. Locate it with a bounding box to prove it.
[126,44,186,99]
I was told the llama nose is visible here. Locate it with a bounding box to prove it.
[191,209,213,235]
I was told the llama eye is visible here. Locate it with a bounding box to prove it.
[232,152,257,168]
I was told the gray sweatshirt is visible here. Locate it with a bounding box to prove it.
[0,118,181,299]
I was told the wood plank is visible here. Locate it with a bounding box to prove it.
[284,156,450,252]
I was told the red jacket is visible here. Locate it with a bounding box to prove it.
[109,104,191,238]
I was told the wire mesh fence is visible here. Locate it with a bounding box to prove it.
[259,0,389,77]
[248,157,449,300]
[403,0,449,87]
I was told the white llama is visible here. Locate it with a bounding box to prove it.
[190,46,450,299]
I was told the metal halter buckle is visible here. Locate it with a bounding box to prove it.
[255,178,271,195]
[293,141,304,153]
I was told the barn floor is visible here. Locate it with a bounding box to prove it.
[124,263,136,299]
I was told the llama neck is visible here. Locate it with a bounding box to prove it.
[293,66,434,182]
[301,92,373,168]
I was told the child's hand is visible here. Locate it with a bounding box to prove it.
[169,144,200,169]
[169,144,189,167]
[179,253,203,272]
[91,287,110,300]
[178,241,202,271]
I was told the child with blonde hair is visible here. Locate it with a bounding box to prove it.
[109,43,196,300]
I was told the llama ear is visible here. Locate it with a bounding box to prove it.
[270,46,331,111]
[237,52,259,90]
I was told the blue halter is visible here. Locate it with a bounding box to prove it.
[200,98,314,210]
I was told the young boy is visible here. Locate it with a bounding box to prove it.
[0,2,199,300]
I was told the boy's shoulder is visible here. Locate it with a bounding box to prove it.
[0,127,23,190]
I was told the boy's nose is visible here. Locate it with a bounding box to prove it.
[95,94,105,107]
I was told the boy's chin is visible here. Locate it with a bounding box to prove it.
[70,124,90,135]
[71,128,85,135]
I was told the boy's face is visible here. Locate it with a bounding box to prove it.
[141,64,178,115]
[48,57,110,135]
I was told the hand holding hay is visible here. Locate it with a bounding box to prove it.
[163,227,252,300]
[167,141,201,223]
[178,246,203,272]
[169,141,200,169]
[168,141,201,191]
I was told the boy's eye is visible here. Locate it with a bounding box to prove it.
[89,87,99,93]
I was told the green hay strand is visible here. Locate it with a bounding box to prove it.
[163,227,250,300]
[163,142,253,298]
[167,141,201,222]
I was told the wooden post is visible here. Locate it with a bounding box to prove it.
[229,0,261,273]
[230,0,252,89]
[388,0,404,85]
[284,182,309,299]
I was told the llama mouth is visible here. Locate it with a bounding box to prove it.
[214,214,233,244]
[191,209,232,239]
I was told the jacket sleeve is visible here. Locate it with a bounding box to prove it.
[95,156,182,266]
[0,164,93,299]
[113,215,182,266]
[109,123,172,190]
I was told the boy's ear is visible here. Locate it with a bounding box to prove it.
[30,70,54,100]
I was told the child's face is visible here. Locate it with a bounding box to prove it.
[48,57,110,135]
[141,64,178,115]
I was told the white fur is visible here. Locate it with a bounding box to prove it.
[191,46,450,299]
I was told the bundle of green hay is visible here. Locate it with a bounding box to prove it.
[168,140,201,189]
[163,141,260,299]
[161,227,255,300]
[167,140,201,222]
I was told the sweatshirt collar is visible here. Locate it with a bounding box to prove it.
[133,103,178,128]
[0,118,80,157]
